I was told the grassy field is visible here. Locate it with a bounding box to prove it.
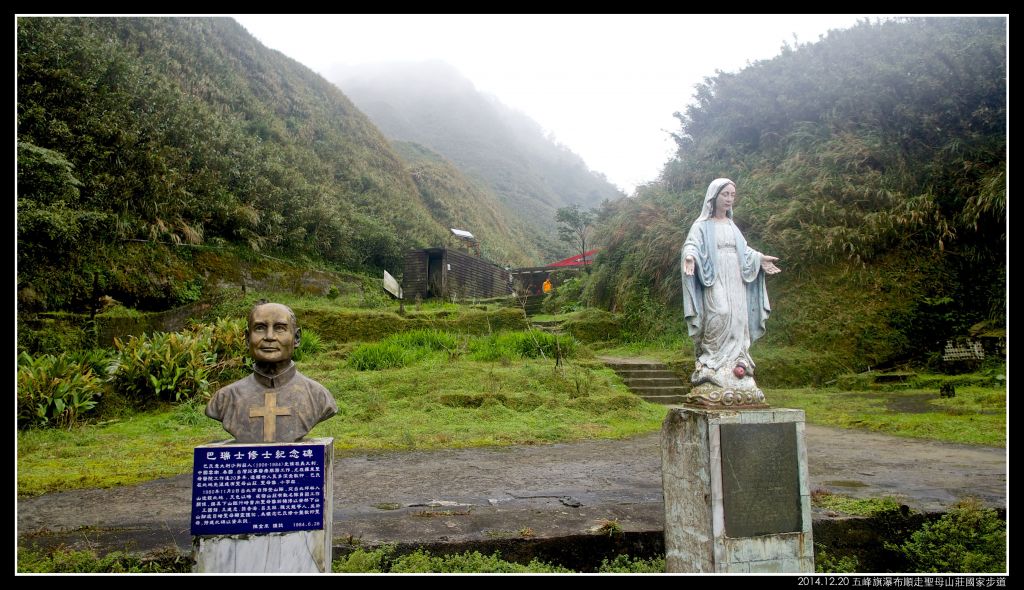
[17,345,666,496]
[768,385,1005,447]
[17,296,1006,497]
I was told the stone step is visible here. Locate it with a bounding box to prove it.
[604,363,664,372]
[598,357,692,405]
[629,386,690,397]
[623,377,683,387]
[612,369,679,379]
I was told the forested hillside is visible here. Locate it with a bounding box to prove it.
[17,17,541,313]
[392,141,543,265]
[587,17,1006,368]
[332,61,624,259]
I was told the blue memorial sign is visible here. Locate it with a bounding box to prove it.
[191,443,326,536]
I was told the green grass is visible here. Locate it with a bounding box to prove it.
[17,401,225,496]
[306,355,664,451]
[596,339,689,363]
[334,546,666,573]
[811,490,906,516]
[17,546,192,573]
[769,386,1006,447]
[529,311,582,323]
[19,544,666,573]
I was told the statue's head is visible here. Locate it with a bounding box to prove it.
[712,182,736,216]
[699,178,737,221]
[246,302,301,365]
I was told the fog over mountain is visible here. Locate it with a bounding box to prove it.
[331,60,624,260]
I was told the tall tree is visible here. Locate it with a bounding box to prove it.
[555,204,595,269]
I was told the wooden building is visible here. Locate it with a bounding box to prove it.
[402,248,513,301]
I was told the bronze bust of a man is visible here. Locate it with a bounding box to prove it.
[205,302,337,443]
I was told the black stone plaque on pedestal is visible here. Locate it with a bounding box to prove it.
[720,422,801,537]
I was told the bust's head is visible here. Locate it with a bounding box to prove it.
[246,302,301,366]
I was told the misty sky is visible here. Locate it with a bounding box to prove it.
[234,14,879,195]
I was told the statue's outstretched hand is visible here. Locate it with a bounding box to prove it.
[684,255,695,276]
[761,255,781,275]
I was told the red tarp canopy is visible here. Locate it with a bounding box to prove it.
[547,250,599,267]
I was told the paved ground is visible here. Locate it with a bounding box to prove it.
[16,422,1006,560]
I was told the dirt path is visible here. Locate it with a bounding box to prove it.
[17,423,1005,558]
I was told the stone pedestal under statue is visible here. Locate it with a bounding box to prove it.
[661,407,813,573]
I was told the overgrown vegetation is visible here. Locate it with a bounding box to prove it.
[468,331,578,362]
[814,545,860,574]
[335,547,571,573]
[333,546,666,573]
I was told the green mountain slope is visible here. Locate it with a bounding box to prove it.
[17,17,549,311]
[588,17,1006,369]
[393,141,541,266]
[331,60,624,260]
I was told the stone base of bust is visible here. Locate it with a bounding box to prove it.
[194,530,330,573]
[684,381,767,408]
[192,438,333,573]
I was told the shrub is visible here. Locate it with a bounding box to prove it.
[542,275,586,314]
[893,498,1006,573]
[815,544,860,573]
[200,316,248,362]
[334,547,395,573]
[17,315,95,356]
[561,308,623,343]
[598,554,666,573]
[17,351,104,429]
[104,316,261,405]
[107,331,216,405]
[389,550,569,573]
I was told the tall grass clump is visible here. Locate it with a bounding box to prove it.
[347,329,460,370]
[469,331,577,361]
[292,328,323,362]
[388,328,460,353]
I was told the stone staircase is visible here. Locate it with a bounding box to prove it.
[520,294,546,316]
[599,356,690,405]
[530,319,563,334]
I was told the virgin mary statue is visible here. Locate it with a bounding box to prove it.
[681,178,780,406]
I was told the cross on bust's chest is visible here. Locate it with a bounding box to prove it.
[249,392,293,442]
